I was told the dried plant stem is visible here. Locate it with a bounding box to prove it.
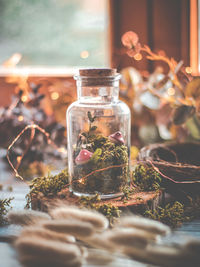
[80,232,114,251]
[107,228,157,249]
[141,45,176,72]
[7,210,51,225]
[50,206,109,231]
[86,248,114,265]
[20,226,75,244]
[141,45,183,93]
[117,215,170,236]
[42,219,94,238]
[15,236,82,266]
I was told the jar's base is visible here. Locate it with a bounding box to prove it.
[70,188,123,200]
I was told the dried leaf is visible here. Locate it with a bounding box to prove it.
[185,77,200,99]
[87,111,93,122]
[172,105,195,125]
[87,111,95,123]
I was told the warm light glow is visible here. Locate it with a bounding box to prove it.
[79,178,84,184]
[134,53,142,61]
[18,115,24,122]
[51,92,59,100]
[21,95,28,102]
[167,87,175,96]
[185,66,193,74]
[16,156,22,163]
[80,50,89,59]
[58,147,67,154]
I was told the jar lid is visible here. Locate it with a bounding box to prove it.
[79,68,117,77]
[75,68,121,86]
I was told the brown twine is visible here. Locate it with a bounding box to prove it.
[7,124,64,180]
[137,143,200,184]
[74,163,129,186]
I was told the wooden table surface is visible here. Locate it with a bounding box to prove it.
[1,153,200,267]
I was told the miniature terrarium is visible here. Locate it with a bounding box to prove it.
[66,69,131,199]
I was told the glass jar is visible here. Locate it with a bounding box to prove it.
[66,68,131,199]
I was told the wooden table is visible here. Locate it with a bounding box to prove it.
[1,154,200,267]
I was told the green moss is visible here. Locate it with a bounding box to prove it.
[26,169,68,208]
[79,194,121,225]
[97,204,121,225]
[133,164,162,191]
[72,134,129,195]
[25,165,200,228]
[144,201,189,228]
[0,198,13,225]
[120,186,135,203]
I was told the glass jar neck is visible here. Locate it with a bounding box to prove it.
[75,75,121,104]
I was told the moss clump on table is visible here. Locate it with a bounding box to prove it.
[144,201,188,228]
[73,134,129,195]
[0,198,13,225]
[26,163,200,228]
[26,169,68,208]
[133,164,162,191]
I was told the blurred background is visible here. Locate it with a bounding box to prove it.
[0,0,200,166]
[0,0,108,66]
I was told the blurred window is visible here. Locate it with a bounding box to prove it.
[0,0,108,67]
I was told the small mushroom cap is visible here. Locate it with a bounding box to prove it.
[75,149,93,165]
[109,131,125,144]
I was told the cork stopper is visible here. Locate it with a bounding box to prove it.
[75,68,120,86]
[79,68,117,77]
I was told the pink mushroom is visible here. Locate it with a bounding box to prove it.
[75,149,93,165]
[109,131,125,144]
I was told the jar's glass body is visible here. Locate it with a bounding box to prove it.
[66,70,131,199]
